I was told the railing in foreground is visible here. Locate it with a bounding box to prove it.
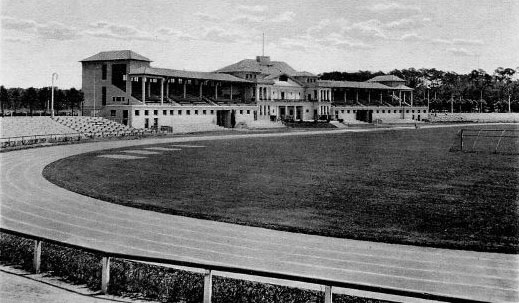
[0,130,148,148]
[0,228,487,303]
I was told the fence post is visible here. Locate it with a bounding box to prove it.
[324,285,333,303]
[203,269,213,303]
[460,129,463,152]
[101,256,110,294]
[33,240,42,274]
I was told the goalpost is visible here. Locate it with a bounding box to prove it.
[452,129,519,154]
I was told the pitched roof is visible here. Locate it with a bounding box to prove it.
[215,59,297,76]
[393,84,413,91]
[129,66,251,83]
[318,80,391,90]
[81,50,151,62]
[367,75,405,83]
[293,71,316,77]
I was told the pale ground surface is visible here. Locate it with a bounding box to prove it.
[1,125,518,303]
[0,265,156,303]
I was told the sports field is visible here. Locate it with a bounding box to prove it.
[43,125,519,253]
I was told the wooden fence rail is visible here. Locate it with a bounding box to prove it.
[0,228,488,303]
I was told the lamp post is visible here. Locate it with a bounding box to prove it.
[51,73,58,118]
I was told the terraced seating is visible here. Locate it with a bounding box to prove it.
[0,117,76,138]
[169,94,214,106]
[53,116,138,135]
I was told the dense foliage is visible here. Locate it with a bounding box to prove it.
[320,67,519,112]
[0,86,83,115]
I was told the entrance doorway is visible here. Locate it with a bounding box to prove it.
[216,110,232,128]
[356,110,373,123]
[122,110,128,126]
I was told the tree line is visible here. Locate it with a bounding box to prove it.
[0,86,84,116]
[320,67,519,113]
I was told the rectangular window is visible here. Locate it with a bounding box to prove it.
[423,110,427,113]
[178,110,182,115]
[347,110,350,113]
[154,110,158,115]
[210,110,214,114]
[341,110,344,113]
[247,110,250,114]
[101,87,106,106]
[110,110,116,117]
[412,110,415,113]
[163,110,167,115]
[186,110,191,115]
[195,110,199,115]
[417,110,421,113]
[101,64,107,80]
[203,110,207,115]
[394,110,397,113]
[145,110,149,116]
[376,110,379,113]
[240,110,243,114]
[135,110,140,116]
[170,110,174,115]
[353,110,356,113]
[406,110,410,113]
[382,110,385,113]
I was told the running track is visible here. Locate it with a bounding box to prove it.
[1,128,518,302]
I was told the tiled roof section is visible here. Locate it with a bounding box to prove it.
[367,75,405,82]
[81,50,152,62]
[129,66,251,83]
[215,59,297,75]
[318,80,391,90]
[393,84,413,91]
[293,71,316,77]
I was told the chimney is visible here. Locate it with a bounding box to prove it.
[256,56,271,65]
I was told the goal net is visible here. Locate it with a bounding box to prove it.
[451,129,519,155]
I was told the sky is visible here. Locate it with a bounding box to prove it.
[1,0,518,88]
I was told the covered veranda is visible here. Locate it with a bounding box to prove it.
[319,80,414,107]
[128,67,253,105]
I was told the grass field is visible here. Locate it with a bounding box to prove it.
[43,125,519,253]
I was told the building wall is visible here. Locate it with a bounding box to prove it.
[103,104,257,129]
[334,106,429,122]
[82,60,149,116]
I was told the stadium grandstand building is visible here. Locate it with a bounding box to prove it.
[81,50,427,129]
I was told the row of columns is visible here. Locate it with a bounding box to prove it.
[318,89,331,101]
[257,85,272,101]
[30,239,339,302]
[335,89,414,106]
[319,105,331,116]
[138,76,234,105]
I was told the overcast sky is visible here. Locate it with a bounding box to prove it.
[1,0,518,88]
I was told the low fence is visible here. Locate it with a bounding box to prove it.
[429,113,519,123]
[0,130,148,149]
[0,228,487,303]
